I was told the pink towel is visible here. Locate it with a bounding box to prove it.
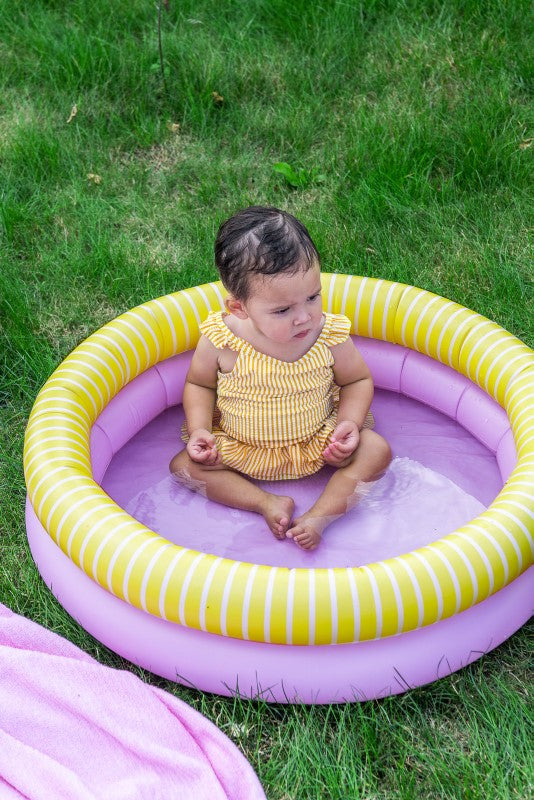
[0,604,265,799]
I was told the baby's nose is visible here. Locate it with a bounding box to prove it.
[295,308,311,324]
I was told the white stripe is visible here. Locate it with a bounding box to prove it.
[25,418,87,443]
[482,344,525,391]
[106,326,140,374]
[453,533,496,595]
[463,524,509,585]
[308,570,316,646]
[29,465,84,504]
[218,560,240,636]
[353,277,368,335]
[326,273,337,313]
[504,374,533,405]
[26,457,89,497]
[513,417,534,438]
[286,569,296,644]
[345,568,360,641]
[27,414,88,440]
[447,314,482,367]
[442,539,479,604]
[140,543,173,611]
[198,557,223,631]
[361,565,383,638]
[517,431,534,453]
[401,292,426,347]
[26,447,88,482]
[116,317,152,364]
[395,558,425,628]
[380,562,405,634]
[24,430,86,458]
[328,569,338,644]
[64,502,120,557]
[55,365,105,405]
[411,551,444,621]
[48,374,98,416]
[166,295,191,349]
[493,510,533,557]
[24,428,87,455]
[382,282,398,341]
[340,275,352,316]
[263,568,277,644]
[84,340,127,385]
[195,284,217,315]
[423,300,455,355]
[411,295,441,352]
[426,546,462,615]
[181,290,202,326]
[435,308,467,362]
[470,330,503,383]
[210,281,226,309]
[32,390,91,422]
[508,400,533,428]
[500,492,534,512]
[122,538,155,604]
[151,299,177,352]
[64,357,113,400]
[92,332,132,382]
[83,522,140,577]
[157,548,188,619]
[36,474,87,519]
[367,280,384,339]
[240,563,259,640]
[89,516,139,578]
[25,436,87,466]
[492,353,532,398]
[465,324,498,378]
[128,309,162,360]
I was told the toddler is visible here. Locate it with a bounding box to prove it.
[169,206,391,550]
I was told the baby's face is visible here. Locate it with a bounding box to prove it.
[241,261,323,346]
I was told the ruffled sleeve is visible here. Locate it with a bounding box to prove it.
[199,312,234,349]
[320,313,351,346]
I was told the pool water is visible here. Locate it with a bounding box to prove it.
[102,389,502,569]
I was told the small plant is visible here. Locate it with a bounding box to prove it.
[272,161,326,189]
[157,0,170,99]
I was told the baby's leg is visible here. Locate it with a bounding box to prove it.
[286,430,392,550]
[169,450,295,539]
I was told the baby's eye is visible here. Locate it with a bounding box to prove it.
[308,293,321,302]
[274,307,290,314]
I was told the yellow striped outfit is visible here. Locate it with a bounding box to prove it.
[185,311,373,481]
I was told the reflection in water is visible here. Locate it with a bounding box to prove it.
[124,457,485,569]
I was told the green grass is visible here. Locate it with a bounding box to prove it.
[1,1,532,797]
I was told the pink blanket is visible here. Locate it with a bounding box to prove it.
[0,604,265,799]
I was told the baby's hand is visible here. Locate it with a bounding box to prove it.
[323,421,360,466]
[187,428,221,466]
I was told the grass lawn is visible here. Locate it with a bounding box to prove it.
[1,1,532,797]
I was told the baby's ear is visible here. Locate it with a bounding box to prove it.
[224,295,248,319]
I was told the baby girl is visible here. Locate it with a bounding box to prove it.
[169,206,391,549]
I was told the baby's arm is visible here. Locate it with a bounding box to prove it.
[324,339,374,464]
[183,335,221,465]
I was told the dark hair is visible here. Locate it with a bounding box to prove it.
[214,206,320,300]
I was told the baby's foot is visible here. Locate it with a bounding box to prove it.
[286,514,327,551]
[260,495,295,540]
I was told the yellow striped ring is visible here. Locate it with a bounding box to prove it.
[24,275,534,645]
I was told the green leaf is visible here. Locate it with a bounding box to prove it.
[272,162,303,187]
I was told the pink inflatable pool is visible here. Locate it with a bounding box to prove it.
[24,277,534,702]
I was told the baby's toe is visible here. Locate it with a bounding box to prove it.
[285,522,302,540]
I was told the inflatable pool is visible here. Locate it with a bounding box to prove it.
[24,275,534,703]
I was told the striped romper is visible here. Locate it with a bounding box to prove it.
[186,311,373,481]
